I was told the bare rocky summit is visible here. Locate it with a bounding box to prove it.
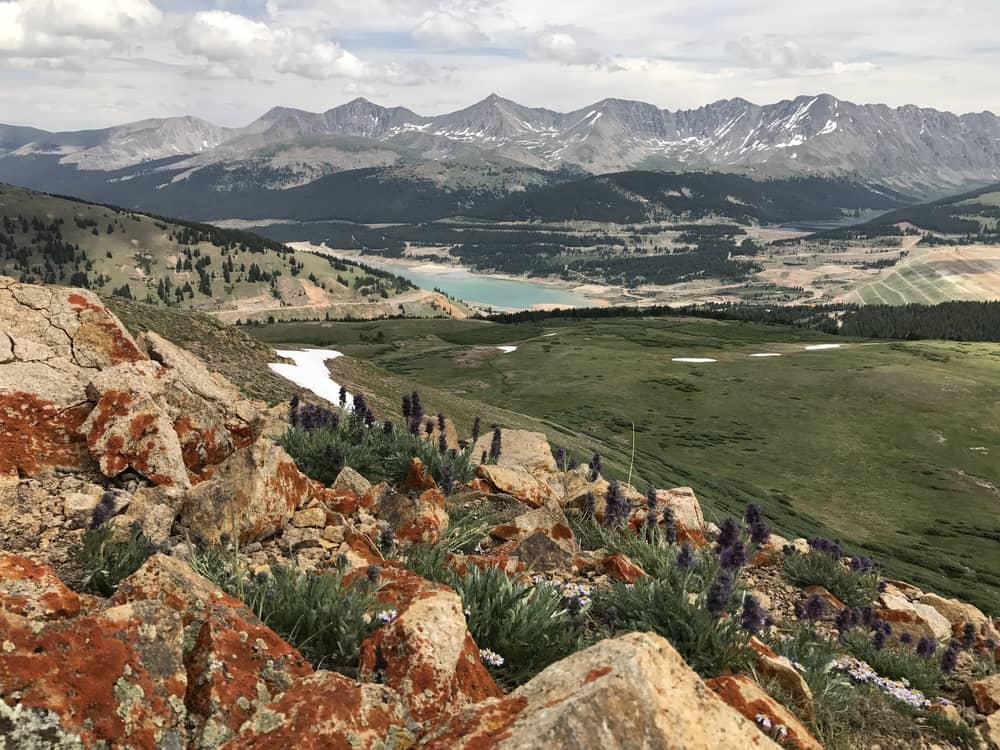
[4,94,1000,195]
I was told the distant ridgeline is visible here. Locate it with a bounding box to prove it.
[795,181,1000,242]
[488,300,1000,343]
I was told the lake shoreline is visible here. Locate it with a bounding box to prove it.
[288,241,626,312]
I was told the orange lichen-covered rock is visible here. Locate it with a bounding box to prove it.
[0,600,188,749]
[0,394,92,476]
[377,489,450,544]
[111,554,313,749]
[220,672,415,749]
[1,278,148,474]
[967,673,1000,715]
[748,636,815,722]
[316,487,362,515]
[602,552,647,584]
[0,552,81,621]
[420,632,778,749]
[81,387,192,487]
[359,583,502,724]
[178,437,315,543]
[706,674,822,750]
[402,458,438,493]
[489,503,578,571]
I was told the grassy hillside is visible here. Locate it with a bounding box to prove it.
[250,316,1000,613]
[106,297,292,405]
[0,183,461,322]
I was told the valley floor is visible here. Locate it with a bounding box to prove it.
[249,315,1000,613]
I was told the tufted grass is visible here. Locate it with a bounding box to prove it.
[590,565,753,678]
[242,562,386,673]
[279,409,474,489]
[784,551,879,609]
[452,564,583,689]
[841,631,944,696]
[74,523,155,597]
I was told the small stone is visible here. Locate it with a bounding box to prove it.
[290,507,327,528]
[321,525,345,544]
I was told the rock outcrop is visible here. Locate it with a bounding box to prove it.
[420,632,781,749]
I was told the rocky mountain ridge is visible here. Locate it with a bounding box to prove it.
[2,276,999,748]
[4,93,1000,196]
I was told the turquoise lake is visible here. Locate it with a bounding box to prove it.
[357,259,592,310]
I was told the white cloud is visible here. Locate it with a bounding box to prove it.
[176,10,273,63]
[527,30,609,68]
[411,12,487,47]
[724,36,831,74]
[0,0,162,56]
[274,34,368,80]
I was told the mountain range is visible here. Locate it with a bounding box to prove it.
[2,93,1000,220]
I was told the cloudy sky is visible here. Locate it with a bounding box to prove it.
[1,0,998,130]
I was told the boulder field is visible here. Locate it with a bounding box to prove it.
[2,276,999,749]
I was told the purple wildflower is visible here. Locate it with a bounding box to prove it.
[676,544,695,570]
[744,503,762,526]
[289,394,300,426]
[299,403,336,430]
[554,447,566,468]
[438,433,448,453]
[940,640,961,674]
[471,416,481,444]
[440,464,455,496]
[808,537,844,559]
[401,394,411,419]
[916,636,937,660]
[716,517,741,551]
[90,490,117,529]
[850,556,876,573]
[425,420,434,437]
[750,519,771,547]
[604,480,628,527]
[835,607,857,635]
[706,572,734,618]
[662,505,676,544]
[588,452,602,482]
[366,564,381,582]
[437,413,446,432]
[339,385,348,408]
[802,594,828,622]
[383,420,394,435]
[488,426,502,463]
[740,595,768,635]
[962,622,977,649]
[720,539,749,572]
[873,627,888,651]
[410,391,423,422]
[900,631,913,645]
